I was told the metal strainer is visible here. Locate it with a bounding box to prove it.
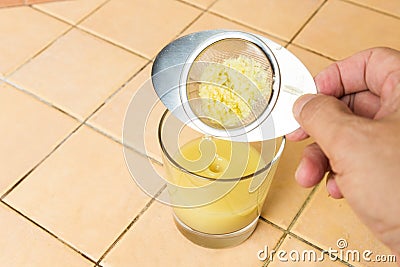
[152,30,316,141]
[180,32,280,137]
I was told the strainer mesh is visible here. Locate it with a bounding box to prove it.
[186,38,273,130]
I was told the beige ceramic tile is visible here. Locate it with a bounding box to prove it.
[87,64,152,143]
[137,89,169,164]
[268,46,333,238]
[79,0,202,58]
[210,0,324,41]
[124,146,168,206]
[294,0,400,60]
[292,184,397,267]
[287,45,334,77]
[269,235,346,266]
[9,28,147,120]
[102,201,284,267]
[261,139,313,229]
[141,100,167,163]
[4,126,151,259]
[0,203,93,267]
[347,0,400,17]
[181,0,215,9]
[0,6,68,76]
[87,63,166,163]
[181,12,286,46]
[0,83,78,196]
[34,0,108,24]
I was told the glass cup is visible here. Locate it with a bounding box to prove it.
[158,110,285,248]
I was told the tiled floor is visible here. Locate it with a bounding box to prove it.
[0,0,399,266]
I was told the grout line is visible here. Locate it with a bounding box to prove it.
[0,119,162,265]
[3,0,217,168]
[2,0,207,181]
[83,60,152,123]
[279,181,354,266]
[199,11,337,63]
[0,199,97,265]
[261,182,319,267]
[258,180,322,236]
[5,57,151,129]
[4,61,162,194]
[257,217,291,266]
[70,0,223,164]
[264,231,288,266]
[174,0,208,11]
[287,0,400,60]
[0,6,159,199]
[76,26,151,61]
[0,121,84,200]
[3,79,83,122]
[4,25,74,80]
[3,3,390,267]
[258,215,290,266]
[175,12,206,37]
[3,4,152,129]
[175,0,220,11]
[2,2,357,266]
[4,57,152,151]
[285,0,328,47]
[96,184,167,265]
[2,62,158,199]
[340,0,400,20]
[1,64,162,267]
[287,43,338,61]
[263,186,354,267]
[258,216,287,234]
[4,0,212,155]
[68,0,111,26]
[205,3,338,63]
[171,0,219,39]
[262,183,322,266]
[286,182,320,232]
[69,0,111,25]
[4,6,333,263]
[287,232,355,267]
[29,4,75,25]
[30,2,151,61]
[32,0,112,26]
[83,121,164,166]
[3,0,345,144]
[206,9,288,44]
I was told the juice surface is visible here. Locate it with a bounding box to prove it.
[177,137,262,179]
[168,137,275,234]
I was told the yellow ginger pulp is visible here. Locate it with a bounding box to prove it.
[198,55,271,127]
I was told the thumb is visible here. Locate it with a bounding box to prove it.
[293,94,356,157]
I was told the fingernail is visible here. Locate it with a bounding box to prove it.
[293,94,317,119]
[294,159,304,182]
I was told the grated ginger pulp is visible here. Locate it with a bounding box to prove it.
[198,55,271,127]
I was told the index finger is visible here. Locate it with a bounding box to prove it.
[315,47,400,98]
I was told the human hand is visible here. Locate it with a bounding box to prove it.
[287,47,400,256]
